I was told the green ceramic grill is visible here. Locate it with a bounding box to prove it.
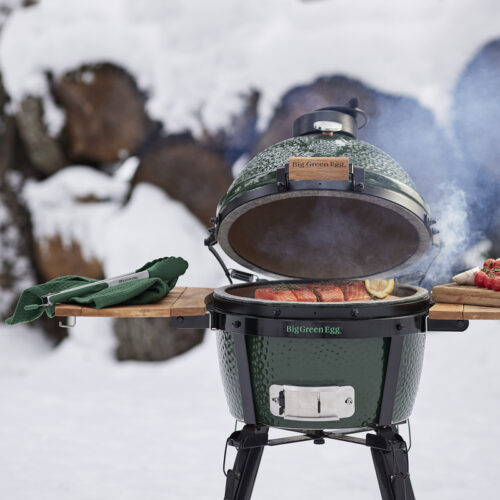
[198,100,468,500]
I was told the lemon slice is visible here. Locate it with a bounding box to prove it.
[365,279,395,299]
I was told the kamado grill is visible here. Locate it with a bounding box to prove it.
[195,99,468,500]
[53,99,472,500]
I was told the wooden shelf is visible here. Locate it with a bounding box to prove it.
[429,303,500,320]
[54,286,213,318]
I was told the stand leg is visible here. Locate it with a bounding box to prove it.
[367,427,415,500]
[223,425,269,500]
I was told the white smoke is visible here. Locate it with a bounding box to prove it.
[425,183,470,285]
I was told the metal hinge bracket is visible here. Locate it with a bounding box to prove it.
[276,165,288,191]
[228,269,260,283]
[352,164,365,192]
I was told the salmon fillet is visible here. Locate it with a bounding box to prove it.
[312,285,344,302]
[340,281,371,302]
[291,287,317,302]
[254,288,277,300]
[274,290,298,301]
[254,288,297,301]
[254,282,370,303]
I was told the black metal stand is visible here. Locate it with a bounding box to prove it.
[368,427,415,500]
[222,424,414,500]
[223,425,269,500]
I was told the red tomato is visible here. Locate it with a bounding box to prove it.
[493,277,500,291]
[475,271,487,287]
[485,275,496,289]
[495,258,500,269]
[484,258,496,270]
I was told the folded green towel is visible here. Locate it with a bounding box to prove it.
[6,256,188,325]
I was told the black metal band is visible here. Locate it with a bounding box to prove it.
[216,170,433,240]
[233,334,257,424]
[212,310,426,339]
[378,336,405,426]
[212,285,430,321]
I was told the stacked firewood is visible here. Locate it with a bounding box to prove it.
[2,38,500,358]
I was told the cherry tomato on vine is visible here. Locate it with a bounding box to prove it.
[484,258,496,270]
[475,271,487,287]
[493,276,500,291]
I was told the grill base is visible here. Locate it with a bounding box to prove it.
[223,424,415,500]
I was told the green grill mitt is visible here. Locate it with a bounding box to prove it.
[6,256,188,325]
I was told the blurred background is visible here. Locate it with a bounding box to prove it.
[1,1,500,499]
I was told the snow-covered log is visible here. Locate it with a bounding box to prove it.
[454,39,500,181]
[23,167,128,281]
[53,63,155,164]
[132,134,233,227]
[453,39,500,256]
[33,235,104,282]
[16,95,67,175]
[0,79,36,322]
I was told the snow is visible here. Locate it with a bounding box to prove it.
[23,166,129,207]
[23,166,128,262]
[22,165,230,285]
[1,0,500,135]
[100,182,225,286]
[1,317,499,499]
[0,0,22,29]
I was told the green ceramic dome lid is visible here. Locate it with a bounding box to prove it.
[212,107,437,280]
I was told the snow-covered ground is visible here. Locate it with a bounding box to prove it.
[1,318,499,499]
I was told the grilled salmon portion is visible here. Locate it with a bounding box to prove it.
[312,285,344,302]
[254,288,277,301]
[254,288,298,301]
[291,287,317,302]
[341,281,371,302]
[274,290,298,301]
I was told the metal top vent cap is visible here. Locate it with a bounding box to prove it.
[293,98,368,139]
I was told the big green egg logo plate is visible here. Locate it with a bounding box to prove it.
[284,322,342,337]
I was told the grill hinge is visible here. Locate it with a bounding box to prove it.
[352,165,365,192]
[229,269,260,283]
[276,166,288,191]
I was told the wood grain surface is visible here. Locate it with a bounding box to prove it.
[288,156,350,181]
[432,283,500,307]
[464,305,500,320]
[429,303,500,320]
[428,303,465,320]
[54,286,213,318]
